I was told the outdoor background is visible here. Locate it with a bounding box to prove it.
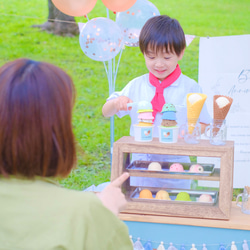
[1,0,249,197]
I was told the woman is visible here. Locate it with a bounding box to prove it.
[0,58,132,249]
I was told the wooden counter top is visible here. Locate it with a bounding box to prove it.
[119,202,250,231]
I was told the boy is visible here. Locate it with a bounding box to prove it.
[102,15,210,188]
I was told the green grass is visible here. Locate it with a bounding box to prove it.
[1,0,250,193]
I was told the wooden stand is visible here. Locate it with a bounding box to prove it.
[111,136,234,220]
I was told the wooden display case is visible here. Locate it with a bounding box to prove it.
[111,136,234,220]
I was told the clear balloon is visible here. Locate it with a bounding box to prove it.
[79,17,124,62]
[116,0,160,47]
[101,0,137,12]
[52,0,97,17]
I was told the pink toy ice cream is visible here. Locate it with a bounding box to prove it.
[137,101,154,126]
[198,194,213,202]
[138,112,154,126]
[169,163,184,172]
[133,101,154,142]
[189,164,204,173]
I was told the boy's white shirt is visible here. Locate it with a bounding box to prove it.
[107,73,211,188]
[108,73,211,137]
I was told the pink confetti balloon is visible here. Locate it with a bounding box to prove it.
[116,0,160,47]
[79,17,124,61]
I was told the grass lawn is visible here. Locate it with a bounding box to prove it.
[1,0,249,197]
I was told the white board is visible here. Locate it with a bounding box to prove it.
[198,35,250,188]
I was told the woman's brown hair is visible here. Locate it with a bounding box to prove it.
[0,58,76,178]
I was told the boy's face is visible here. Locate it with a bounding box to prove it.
[144,46,184,81]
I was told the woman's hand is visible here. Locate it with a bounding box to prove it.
[96,172,130,215]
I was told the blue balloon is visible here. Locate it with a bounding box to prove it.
[116,0,160,47]
[79,17,124,61]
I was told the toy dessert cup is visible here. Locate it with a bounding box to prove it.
[158,126,179,143]
[133,124,154,142]
[179,118,201,144]
[204,119,227,145]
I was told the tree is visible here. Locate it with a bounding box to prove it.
[32,0,79,37]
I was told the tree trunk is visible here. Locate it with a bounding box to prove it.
[32,0,79,37]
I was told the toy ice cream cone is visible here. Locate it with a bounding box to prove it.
[213,95,233,134]
[187,93,207,133]
[213,95,233,120]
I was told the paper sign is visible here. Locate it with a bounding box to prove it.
[198,35,250,188]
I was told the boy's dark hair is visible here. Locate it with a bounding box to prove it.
[139,15,186,56]
[0,58,76,178]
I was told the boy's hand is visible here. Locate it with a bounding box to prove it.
[114,96,133,112]
[96,172,129,215]
[102,96,133,117]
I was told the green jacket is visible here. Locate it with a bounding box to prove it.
[0,177,133,250]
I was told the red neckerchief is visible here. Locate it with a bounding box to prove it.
[150,64,181,120]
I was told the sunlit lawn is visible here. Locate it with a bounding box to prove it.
[1,0,249,194]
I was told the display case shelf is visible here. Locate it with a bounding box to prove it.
[111,136,234,220]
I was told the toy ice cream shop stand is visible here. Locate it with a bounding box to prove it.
[111,97,250,250]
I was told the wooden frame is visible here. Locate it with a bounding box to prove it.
[111,136,234,220]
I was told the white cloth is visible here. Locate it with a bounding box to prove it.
[108,73,211,188]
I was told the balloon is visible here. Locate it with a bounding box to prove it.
[79,17,124,62]
[52,0,97,17]
[116,0,160,47]
[101,0,137,12]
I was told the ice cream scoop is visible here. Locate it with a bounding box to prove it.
[216,97,230,108]
[188,93,202,104]
[127,101,153,112]
[139,189,153,199]
[169,163,184,172]
[175,192,191,201]
[162,111,176,120]
[198,194,212,202]
[189,164,204,173]
[155,190,171,200]
[161,103,176,112]
[138,122,153,126]
[138,112,154,120]
[148,162,162,171]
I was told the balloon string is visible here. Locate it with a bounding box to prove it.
[106,8,109,19]
[103,61,108,79]
[113,49,123,86]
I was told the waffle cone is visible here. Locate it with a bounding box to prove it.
[187,93,207,133]
[213,95,233,134]
[213,95,233,120]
